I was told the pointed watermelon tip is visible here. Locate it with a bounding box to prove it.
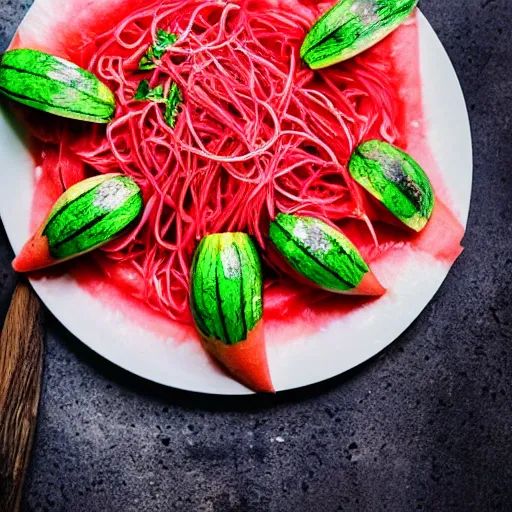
[355,271,386,297]
[12,234,54,273]
[202,321,274,393]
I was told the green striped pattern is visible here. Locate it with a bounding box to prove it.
[349,140,434,231]
[301,0,418,69]
[43,175,143,260]
[269,213,369,292]
[190,233,263,345]
[0,49,115,123]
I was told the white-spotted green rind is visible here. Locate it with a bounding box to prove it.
[190,233,263,345]
[0,49,115,122]
[269,213,370,292]
[44,174,117,229]
[42,174,143,260]
[349,140,435,231]
[301,0,418,69]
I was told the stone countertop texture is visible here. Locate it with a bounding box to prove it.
[0,1,511,511]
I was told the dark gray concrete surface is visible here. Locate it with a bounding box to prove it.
[1,1,511,511]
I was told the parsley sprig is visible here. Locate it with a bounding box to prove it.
[134,80,182,128]
[139,29,178,70]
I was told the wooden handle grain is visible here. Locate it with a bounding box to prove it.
[0,281,44,512]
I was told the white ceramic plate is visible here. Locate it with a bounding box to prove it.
[0,4,472,395]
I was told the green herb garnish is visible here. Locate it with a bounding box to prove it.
[139,29,178,70]
[134,80,182,128]
[134,80,165,102]
[164,82,182,128]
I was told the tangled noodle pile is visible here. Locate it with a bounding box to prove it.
[33,0,404,322]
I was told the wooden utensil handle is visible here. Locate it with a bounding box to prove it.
[0,281,44,512]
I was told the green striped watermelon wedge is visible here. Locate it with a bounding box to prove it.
[190,233,274,393]
[0,49,115,123]
[13,174,143,272]
[349,140,435,231]
[269,213,385,296]
[301,0,418,69]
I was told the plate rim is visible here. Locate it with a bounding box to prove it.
[0,7,473,395]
